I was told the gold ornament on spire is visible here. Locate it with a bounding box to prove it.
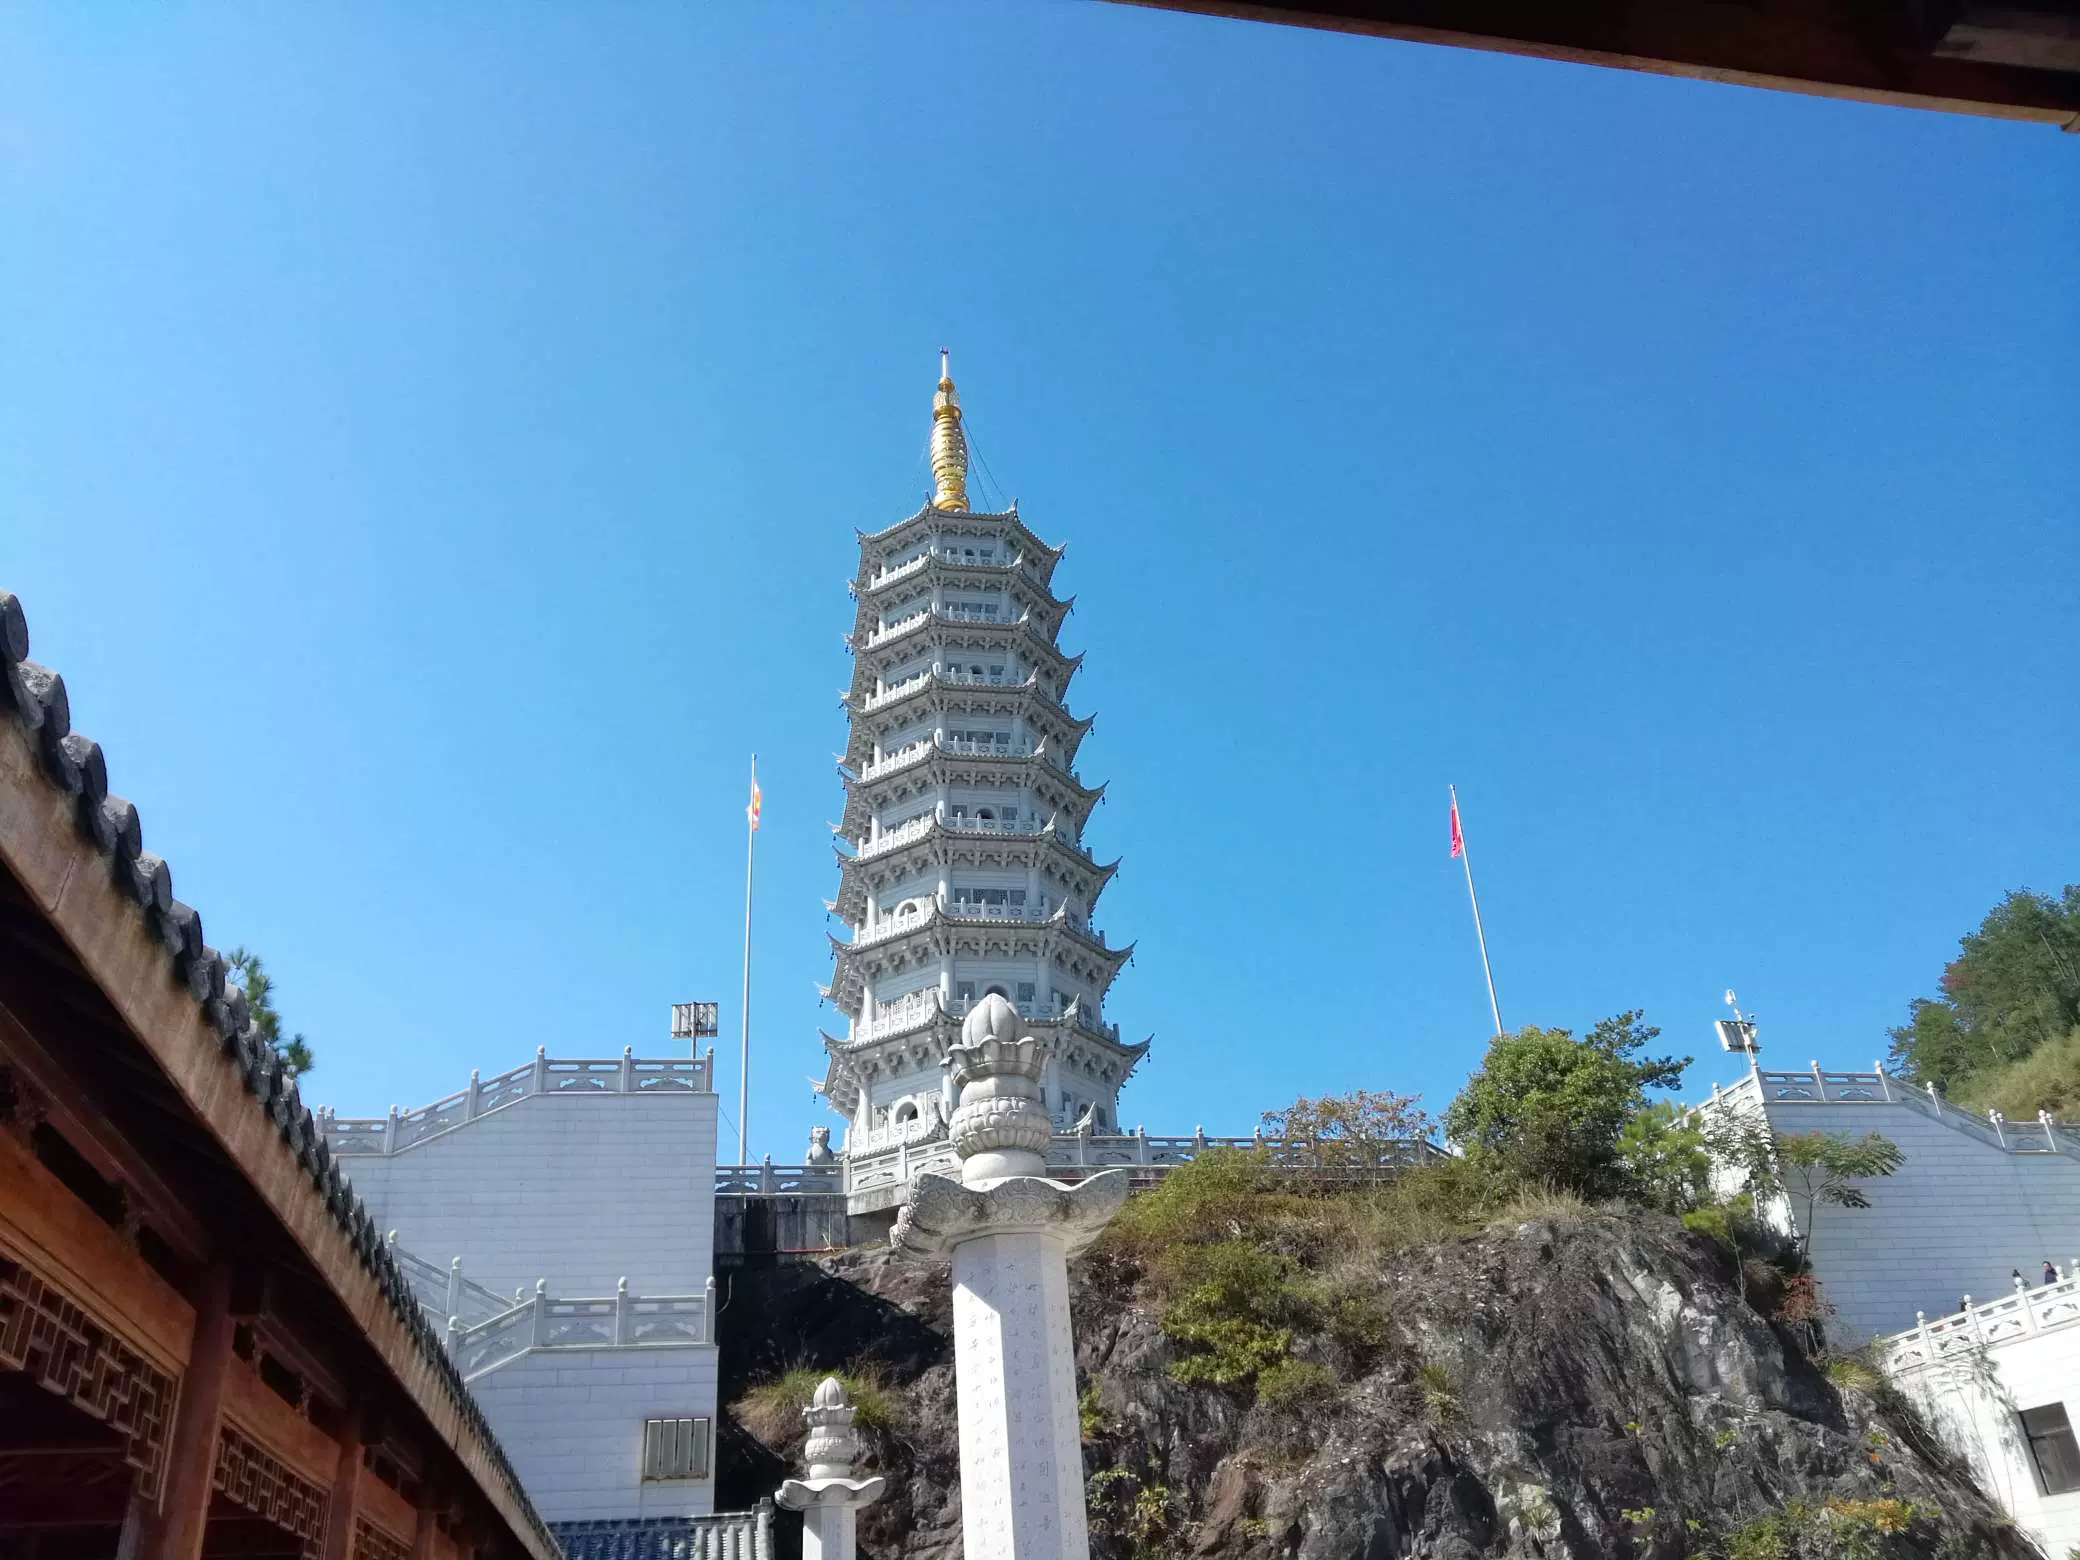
[930,348,970,512]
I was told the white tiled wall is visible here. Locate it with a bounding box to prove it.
[342,1086,718,1298]
[469,1347,721,1520]
[332,1067,720,1520]
[1748,1096,2080,1344]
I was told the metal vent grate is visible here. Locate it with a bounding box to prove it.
[641,1417,711,1480]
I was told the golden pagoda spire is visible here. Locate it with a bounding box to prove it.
[929,348,970,512]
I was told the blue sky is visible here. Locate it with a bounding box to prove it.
[4,3,2075,1158]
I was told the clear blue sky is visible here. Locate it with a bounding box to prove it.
[4,4,2075,1157]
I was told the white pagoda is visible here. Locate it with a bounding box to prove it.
[818,355,1145,1167]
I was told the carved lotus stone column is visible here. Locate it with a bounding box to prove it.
[774,1378,885,1560]
[893,994,1127,1560]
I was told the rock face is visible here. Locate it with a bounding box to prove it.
[718,1215,2032,1560]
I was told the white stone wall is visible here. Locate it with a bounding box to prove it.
[467,1346,721,1520]
[341,1085,718,1299]
[1891,1327,2080,1556]
[1705,1080,2080,1344]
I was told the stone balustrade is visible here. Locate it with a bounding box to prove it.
[445,1276,717,1383]
[834,1128,1444,1201]
[853,814,936,859]
[851,994,942,1041]
[1710,1064,2080,1159]
[863,604,1037,651]
[387,1235,511,1326]
[860,671,932,712]
[317,1047,715,1158]
[863,546,1031,593]
[862,610,930,649]
[850,809,1091,863]
[1884,1267,2080,1368]
[714,1159,845,1196]
[855,742,933,783]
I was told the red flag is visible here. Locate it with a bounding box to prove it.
[1450,796,1464,859]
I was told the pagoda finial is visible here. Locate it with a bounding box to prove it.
[930,349,970,512]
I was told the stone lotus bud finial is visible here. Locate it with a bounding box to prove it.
[802,1376,861,1479]
[776,1376,887,1546]
[945,993,1051,1185]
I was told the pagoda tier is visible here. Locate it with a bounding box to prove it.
[829,818,1119,924]
[839,672,1094,775]
[846,609,1085,702]
[837,744,1105,844]
[819,356,1142,1149]
[815,1004,1147,1125]
[851,505,1065,594]
[846,553,1074,648]
[823,907,1133,1018]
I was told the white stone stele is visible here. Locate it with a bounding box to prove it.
[892,994,1128,1560]
[952,1229,1090,1560]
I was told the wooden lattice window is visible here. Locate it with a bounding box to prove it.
[0,1255,176,1487]
[355,1517,412,1560]
[214,1425,329,1557]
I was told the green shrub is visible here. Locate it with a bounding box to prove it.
[1442,1013,1688,1198]
[1615,1100,1714,1213]
[1086,1467,1183,1558]
[1256,1358,1336,1407]
[733,1366,901,1447]
[1824,1355,1884,1394]
[1958,1027,2080,1120]
[1417,1360,1463,1428]
[1717,1497,1935,1560]
[1492,1182,1591,1225]
[1078,1384,1108,1440]
[1103,1148,1285,1273]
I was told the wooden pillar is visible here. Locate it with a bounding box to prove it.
[318,1408,364,1560]
[145,1261,235,1560]
[408,1488,438,1560]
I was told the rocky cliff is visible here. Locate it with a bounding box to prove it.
[716,1211,2031,1560]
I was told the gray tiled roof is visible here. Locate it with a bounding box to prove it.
[0,588,557,1558]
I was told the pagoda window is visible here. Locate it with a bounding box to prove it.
[956,981,976,1005]
[893,1101,920,1126]
[1017,981,1036,1006]
[952,887,1026,908]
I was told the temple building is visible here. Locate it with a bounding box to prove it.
[817,356,1146,1179]
[0,591,555,1560]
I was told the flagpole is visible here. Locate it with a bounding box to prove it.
[739,754,756,1165]
[1452,784,1504,1037]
